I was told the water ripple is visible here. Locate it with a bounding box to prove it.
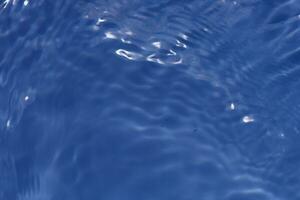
[1,0,300,199]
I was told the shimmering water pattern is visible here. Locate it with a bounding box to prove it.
[1,0,300,199]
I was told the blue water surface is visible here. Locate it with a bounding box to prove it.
[1,0,300,199]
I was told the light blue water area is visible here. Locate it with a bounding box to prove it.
[1,0,300,199]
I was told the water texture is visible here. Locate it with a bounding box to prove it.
[1,0,300,199]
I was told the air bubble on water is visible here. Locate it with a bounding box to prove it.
[242,115,254,123]
[24,0,29,6]
[279,132,285,138]
[6,120,11,128]
[24,96,29,101]
[230,103,235,110]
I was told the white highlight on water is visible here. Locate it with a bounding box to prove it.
[167,49,177,56]
[152,41,161,48]
[24,0,29,6]
[146,54,165,65]
[124,30,133,36]
[179,33,188,40]
[6,120,11,128]
[172,58,183,65]
[104,32,117,39]
[2,0,10,8]
[115,49,142,60]
[96,18,106,25]
[279,132,285,138]
[242,116,254,123]
[230,103,235,110]
[176,40,187,48]
[121,38,132,44]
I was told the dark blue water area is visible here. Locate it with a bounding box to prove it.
[1,0,300,199]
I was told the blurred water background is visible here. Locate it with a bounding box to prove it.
[1,0,300,199]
